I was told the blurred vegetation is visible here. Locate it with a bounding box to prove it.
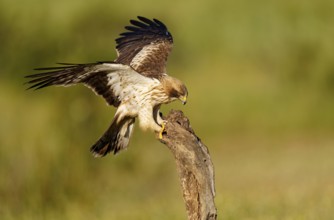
[1,0,334,219]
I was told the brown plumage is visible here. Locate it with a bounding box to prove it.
[25,16,188,157]
[115,16,173,77]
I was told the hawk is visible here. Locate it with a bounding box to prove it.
[25,16,188,157]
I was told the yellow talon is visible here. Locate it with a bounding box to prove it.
[159,122,165,139]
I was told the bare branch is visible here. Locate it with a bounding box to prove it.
[159,110,217,220]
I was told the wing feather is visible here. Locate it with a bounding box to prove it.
[115,16,173,79]
[25,63,135,107]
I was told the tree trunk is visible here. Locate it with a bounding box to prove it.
[159,110,217,220]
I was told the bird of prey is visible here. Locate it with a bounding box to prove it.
[25,16,188,157]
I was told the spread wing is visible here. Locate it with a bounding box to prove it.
[25,62,140,107]
[115,16,173,79]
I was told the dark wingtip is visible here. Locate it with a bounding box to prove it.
[153,18,167,28]
[116,16,172,46]
[23,79,40,90]
[137,16,152,23]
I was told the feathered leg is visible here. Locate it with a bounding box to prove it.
[153,105,166,139]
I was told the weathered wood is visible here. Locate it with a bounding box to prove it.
[159,110,217,220]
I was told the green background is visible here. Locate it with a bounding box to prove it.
[1,0,334,219]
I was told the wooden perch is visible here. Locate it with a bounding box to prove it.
[159,110,217,220]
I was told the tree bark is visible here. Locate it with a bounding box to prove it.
[159,110,217,220]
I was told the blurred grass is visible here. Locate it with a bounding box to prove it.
[1,0,334,219]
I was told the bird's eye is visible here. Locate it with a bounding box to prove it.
[169,89,179,98]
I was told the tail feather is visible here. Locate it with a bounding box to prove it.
[90,116,135,157]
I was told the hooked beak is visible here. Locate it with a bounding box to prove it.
[179,96,187,105]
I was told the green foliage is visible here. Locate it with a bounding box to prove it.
[1,0,334,219]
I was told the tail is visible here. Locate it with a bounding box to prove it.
[90,115,135,157]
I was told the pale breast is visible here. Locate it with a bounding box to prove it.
[106,66,170,131]
[136,84,168,132]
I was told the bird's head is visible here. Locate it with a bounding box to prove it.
[162,76,188,105]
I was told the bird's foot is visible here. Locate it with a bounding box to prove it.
[158,121,166,139]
